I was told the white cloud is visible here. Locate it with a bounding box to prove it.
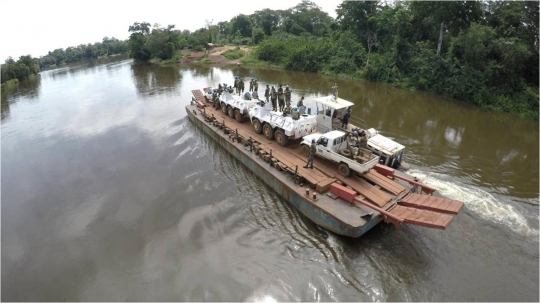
[0,0,340,61]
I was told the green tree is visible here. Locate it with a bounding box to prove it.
[230,14,252,37]
[128,22,152,61]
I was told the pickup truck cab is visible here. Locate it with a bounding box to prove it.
[301,130,379,177]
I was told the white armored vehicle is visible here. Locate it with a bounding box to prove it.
[248,104,317,146]
[207,86,261,122]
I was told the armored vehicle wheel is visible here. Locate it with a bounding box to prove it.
[301,144,310,156]
[221,102,227,114]
[275,129,288,146]
[338,163,351,177]
[263,124,275,140]
[227,106,234,118]
[253,119,263,134]
[234,109,243,122]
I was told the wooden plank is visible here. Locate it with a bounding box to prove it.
[400,193,464,215]
[389,205,454,230]
[316,178,337,194]
[363,170,406,195]
[356,177,391,202]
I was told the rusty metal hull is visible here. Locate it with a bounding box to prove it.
[186,105,383,237]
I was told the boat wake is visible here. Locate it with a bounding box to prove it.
[407,169,539,240]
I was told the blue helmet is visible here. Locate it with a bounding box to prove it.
[235,76,238,79]
[312,138,315,142]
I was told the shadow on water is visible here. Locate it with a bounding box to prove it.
[1,75,42,121]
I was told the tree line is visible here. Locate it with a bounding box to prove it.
[126,0,538,119]
[1,37,129,86]
[253,0,538,120]
[2,0,537,119]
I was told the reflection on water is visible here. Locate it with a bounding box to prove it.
[130,63,182,96]
[1,59,538,301]
[1,75,42,121]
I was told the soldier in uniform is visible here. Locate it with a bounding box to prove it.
[284,85,292,107]
[342,108,351,129]
[270,86,278,111]
[264,84,270,103]
[254,79,259,92]
[277,84,285,112]
[249,79,254,92]
[297,96,304,107]
[234,76,239,93]
[303,138,317,169]
[213,91,220,109]
[282,103,292,117]
[238,78,245,95]
[359,130,368,148]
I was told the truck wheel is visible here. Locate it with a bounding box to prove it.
[227,106,234,118]
[301,144,310,156]
[221,102,227,114]
[275,129,288,146]
[234,109,243,122]
[263,124,275,140]
[338,163,352,177]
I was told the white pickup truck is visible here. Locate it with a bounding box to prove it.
[300,130,379,177]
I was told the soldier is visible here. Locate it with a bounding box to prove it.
[277,84,285,112]
[218,83,223,94]
[264,84,270,103]
[342,108,351,129]
[284,85,292,107]
[254,79,259,92]
[359,130,368,148]
[234,76,239,93]
[297,96,304,107]
[282,103,292,117]
[332,83,338,100]
[249,79,254,92]
[270,86,278,111]
[303,138,317,169]
[213,91,220,109]
[238,78,245,95]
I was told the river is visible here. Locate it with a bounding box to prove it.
[2,58,538,301]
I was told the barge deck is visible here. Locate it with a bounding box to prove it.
[186,89,464,237]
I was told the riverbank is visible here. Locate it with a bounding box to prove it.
[156,46,538,120]
[1,78,19,90]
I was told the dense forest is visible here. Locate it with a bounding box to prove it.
[126,0,538,119]
[1,37,129,87]
[2,0,538,119]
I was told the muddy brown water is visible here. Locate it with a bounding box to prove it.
[2,58,538,301]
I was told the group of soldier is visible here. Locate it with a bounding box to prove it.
[232,77,260,95]
[230,76,309,117]
[212,77,369,171]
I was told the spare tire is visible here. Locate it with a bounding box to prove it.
[340,149,352,158]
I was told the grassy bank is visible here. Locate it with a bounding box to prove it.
[222,47,245,60]
[1,79,19,90]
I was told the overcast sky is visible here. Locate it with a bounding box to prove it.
[0,0,340,61]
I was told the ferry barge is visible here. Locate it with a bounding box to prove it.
[186,88,464,237]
